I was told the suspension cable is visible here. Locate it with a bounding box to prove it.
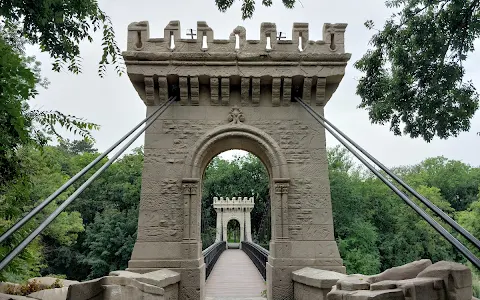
[296,97,480,250]
[0,97,176,271]
[0,97,176,245]
[296,97,480,270]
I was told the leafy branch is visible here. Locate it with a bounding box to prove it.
[29,110,100,144]
[0,0,124,77]
[215,0,295,19]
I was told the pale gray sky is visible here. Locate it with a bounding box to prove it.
[28,0,480,168]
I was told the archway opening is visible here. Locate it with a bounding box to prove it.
[227,219,241,243]
[200,150,271,250]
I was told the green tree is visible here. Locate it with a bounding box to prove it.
[0,0,122,75]
[396,157,480,211]
[1,0,120,197]
[42,146,144,280]
[327,146,467,274]
[457,192,480,258]
[0,145,85,282]
[83,208,138,279]
[356,0,480,141]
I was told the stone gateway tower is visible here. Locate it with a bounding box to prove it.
[123,20,350,300]
[213,197,255,243]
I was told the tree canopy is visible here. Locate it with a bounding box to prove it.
[0,0,122,75]
[356,0,480,142]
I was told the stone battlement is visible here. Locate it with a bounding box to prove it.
[125,21,348,55]
[213,197,254,205]
[123,20,351,107]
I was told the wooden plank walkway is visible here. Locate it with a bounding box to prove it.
[205,249,266,298]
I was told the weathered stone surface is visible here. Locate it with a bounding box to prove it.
[417,261,473,300]
[67,269,179,300]
[369,259,432,283]
[0,293,31,300]
[292,267,347,289]
[27,287,68,300]
[336,274,371,291]
[328,260,474,300]
[417,260,472,288]
[0,283,20,294]
[109,269,180,288]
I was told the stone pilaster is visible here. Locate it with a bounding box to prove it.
[273,179,290,240]
[180,178,205,300]
[182,178,199,240]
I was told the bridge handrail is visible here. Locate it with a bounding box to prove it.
[296,96,480,270]
[241,241,268,280]
[203,241,226,279]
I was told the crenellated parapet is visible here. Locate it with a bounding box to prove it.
[123,20,351,107]
[126,21,347,55]
[213,197,254,212]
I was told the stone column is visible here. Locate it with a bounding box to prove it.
[245,208,253,242]
[272,178,290,240]
[180,178,205,300]
[223,217,228,243]
[267,178,291,300]
[215,209,222,242]
[240,220,245,242]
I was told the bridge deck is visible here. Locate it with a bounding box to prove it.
[205,249,265,298]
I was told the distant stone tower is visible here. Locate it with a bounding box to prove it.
[213,197,254,243]
[123,20,350,300]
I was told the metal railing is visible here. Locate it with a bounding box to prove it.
[241,241,269,280]
[0,97,177,271]
[296,97,480,270]
[203,241,226,279]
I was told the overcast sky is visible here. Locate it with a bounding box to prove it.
[28,0,480,168]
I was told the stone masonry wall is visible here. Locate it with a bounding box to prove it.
[129,103,343,300]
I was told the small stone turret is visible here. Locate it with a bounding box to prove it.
[213,197,255,243]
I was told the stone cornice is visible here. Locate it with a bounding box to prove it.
[122,51,351,63]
